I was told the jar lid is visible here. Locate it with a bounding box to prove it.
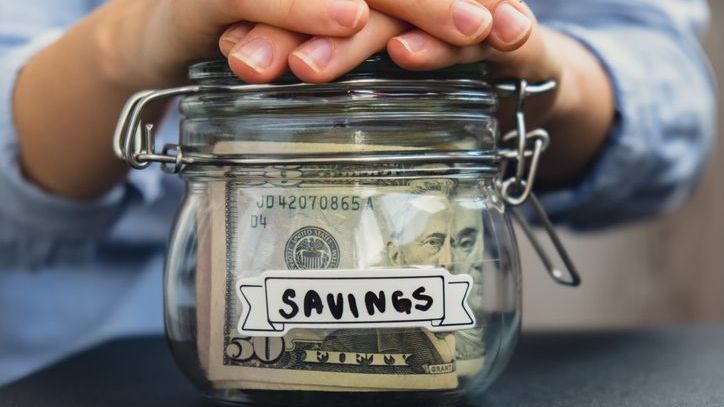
[175,54,499,162]
[188,53,488,85]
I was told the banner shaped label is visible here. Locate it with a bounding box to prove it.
[236,268,475,337]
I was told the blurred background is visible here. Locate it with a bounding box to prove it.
[522,0,724,330]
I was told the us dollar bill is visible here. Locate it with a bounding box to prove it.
[200,172,486,391]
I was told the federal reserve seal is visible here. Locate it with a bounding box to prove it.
[284,226,340,270]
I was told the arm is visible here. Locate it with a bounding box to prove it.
[0,0,369,268]
[531,0,715,228]
[12,0,370,199]
[0,1,129,269]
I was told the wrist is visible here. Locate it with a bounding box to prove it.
[534,29,615,185]
[542,53,580,129]
[92,0,188,92]
[91,3,155,92]
[533,29,576,129]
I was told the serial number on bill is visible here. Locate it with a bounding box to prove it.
[255,195,374,211]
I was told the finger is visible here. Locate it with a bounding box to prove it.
[389,24,556,83]
[388,29,490,71]
[387,1,537,70]
[484,0,534,52]
[289,11,408,83]
[365,0,493,46]
[226,24,307,83]
[219,22,255,56]
[215,0,369,37]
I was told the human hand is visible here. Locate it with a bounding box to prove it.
[217,1,556,84]
[96,0,370,89]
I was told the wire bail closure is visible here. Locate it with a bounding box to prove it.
[495,80,581,287]
[113,77,580,287]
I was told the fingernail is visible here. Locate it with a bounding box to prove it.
[452,0,492,38]
[395,32,428,53]
[220,23,252,46]
[292,38,333,72]
[329,0,365,28]
[231,37,274,72]
[493,2,532,44]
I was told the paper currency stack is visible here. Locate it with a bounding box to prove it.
[192,141,488,392]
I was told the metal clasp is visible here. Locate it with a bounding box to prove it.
[495,80,581,287]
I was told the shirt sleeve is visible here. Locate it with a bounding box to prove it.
[0,1,160,269]
[528,0,716,230]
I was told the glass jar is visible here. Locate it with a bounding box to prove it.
[114,56,578,406]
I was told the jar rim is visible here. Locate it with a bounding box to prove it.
[177,54,498,167]
[189,54,488,84]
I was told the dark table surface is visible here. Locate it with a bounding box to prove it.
[2,325,724,407]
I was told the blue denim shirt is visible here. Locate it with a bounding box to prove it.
[0,0,715,384]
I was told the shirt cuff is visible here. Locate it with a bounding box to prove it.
[0,30,129,240]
